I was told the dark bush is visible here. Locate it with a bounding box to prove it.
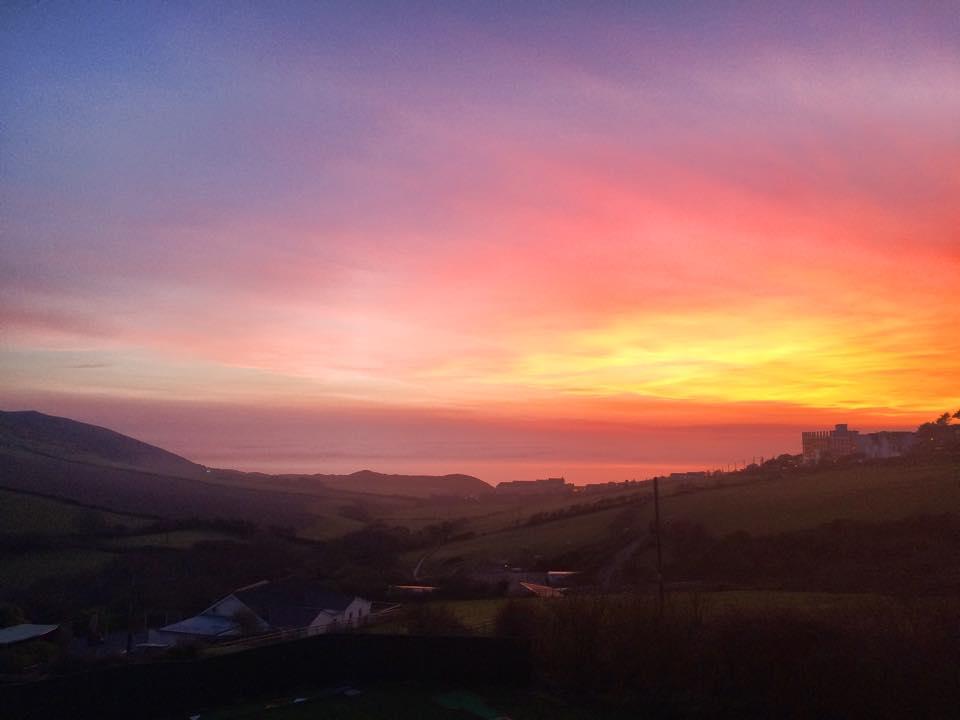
[402,603,468,636]
[496,593,960,718]
[494,599,547,639]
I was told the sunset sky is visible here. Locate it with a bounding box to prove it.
[2,2,958,482]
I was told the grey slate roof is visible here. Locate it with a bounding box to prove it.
[0,624,59,646]
[156,614,239,638]
[234,578,356,629]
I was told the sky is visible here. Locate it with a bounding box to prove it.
[2,2,959,483]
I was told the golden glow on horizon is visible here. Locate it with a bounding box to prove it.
[496,309,958,412]
[3,7,959,441]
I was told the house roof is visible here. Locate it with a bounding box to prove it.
[0,624,59,646]
[233,578,358,629]
[158,614,239,638]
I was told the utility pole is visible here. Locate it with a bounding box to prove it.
[653,476,664,617]
[126,570,134,657]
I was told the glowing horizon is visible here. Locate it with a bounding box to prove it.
[2,2,958,481]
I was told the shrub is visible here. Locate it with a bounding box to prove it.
[494,599,547,639]
[493,593,960,718]
[0,602,26,628]
[402,604,468,636]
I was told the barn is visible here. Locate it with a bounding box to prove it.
[149,578,372,646]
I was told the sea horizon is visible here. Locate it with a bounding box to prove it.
[195,455,736,485]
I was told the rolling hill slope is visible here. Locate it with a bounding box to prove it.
[0,410,205,478]
[417,455,960,573]
[0,410,491,530]
[313,469,492,498]
[0,442,319,527]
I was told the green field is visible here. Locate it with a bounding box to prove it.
[370,590,955,638]
[656,458,960,535]
[296,512,367,541]
[416,457,960,572]
[103,529,242,549]
[374,501,513,532]
[0,488,151,535]
[0,548,116,591]
[363,598,511,636]
[413,503,635,569]
[375,486,648,537]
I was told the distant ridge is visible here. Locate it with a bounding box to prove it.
[313,468,492,497]
[0,411,492,515]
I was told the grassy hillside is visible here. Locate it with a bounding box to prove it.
[0,436,457,545]
[656,458,960,535]
[369,590,933,636]
[291,512,367,541]
[414,502,639,570]
[4,409,956,594]
[0,410,204,478]
[378,487,643,535]
[0,487,253,594]
[0,488,152,535]
[0,411,494,542]
[102,529,242,549]
[0,548,116,591]
[418,456,960,573]
[0,445,323,527]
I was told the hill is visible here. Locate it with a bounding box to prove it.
[415,454,960,575]
[0,487,152,536]
[0,410,491,530]
[0,410,204,478]
[0,441,319,528]
[313,469,491,498]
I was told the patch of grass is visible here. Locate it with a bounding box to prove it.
[657,457,960,535]
[103,530,242,549]
[379,488,646,537]
[414,503,634,569]
[0,488,150,535]
[420,457,960,571]
[295,512,367,541]
[0,548,115,590]
[436,598,511,629]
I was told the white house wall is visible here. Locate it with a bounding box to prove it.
[307,598,374,633]
[340,598,373,627]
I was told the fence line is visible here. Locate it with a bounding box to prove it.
[206,604,404,654]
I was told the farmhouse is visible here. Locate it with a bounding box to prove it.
[149,578,371,646]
